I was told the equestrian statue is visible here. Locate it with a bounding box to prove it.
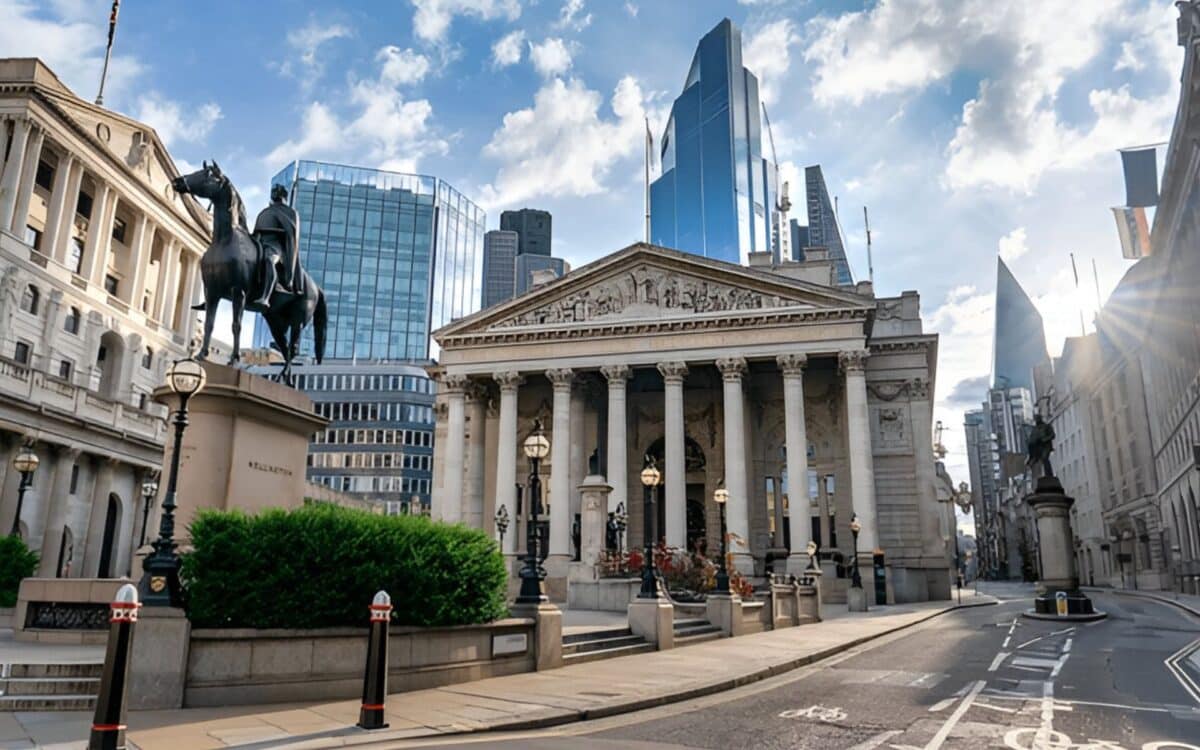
[172,161,326,383]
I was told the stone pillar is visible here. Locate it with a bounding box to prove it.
[9,123,43,235]
[493,372,522,556]
[127,217,155,310]
[82,457,117,576]
[80,183,113,283]
[160,244,182,327]
[572,474,612,583]
[440,374,468,523]
[36,445,81,577]
[600,365,631,541]
[52,160,84,265]
[909,379,944,561]
[154,239,179,322]
[180,256,201,340]
[464,383,487,529]
[657,361,688,548]
[40,153,76,260]
[778,354,813,575]
[717,357,752,573]
[841,350,878,554]
[0,116,32,230]
[546,368,574,562]
[1026,478,1104,621]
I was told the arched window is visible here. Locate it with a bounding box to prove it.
[141,346,153,369]
[19,285,39,315]
[63,307,81,335]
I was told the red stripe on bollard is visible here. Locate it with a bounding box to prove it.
[360,703,385,710]
[89,584,138,750]
[90,724,126,731]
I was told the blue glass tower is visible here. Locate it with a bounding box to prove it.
[254,161,484,360]
[804,165,853,285]
[649,18,777,265]
[993,258,1048,390]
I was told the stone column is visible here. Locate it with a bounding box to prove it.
[464,383,488,530]
[546,368,575,562]
[127,217,155,310]
[439,374,468,523]
[82,457,117,576]
[155,239,179,322]
[493,372,522,556]
[10,124,44,235]
[0,117,32,230]
[600,365,631,539]
[52,160,84,265]
[179,256,201,339]
[909,379,943,559]
[80,183,114,283]
[41,153,76,260]
[657,361,688,548]
[779,353,813,575]
[37,445,81,577]
[717,357,752,573]
[841,350,879,553]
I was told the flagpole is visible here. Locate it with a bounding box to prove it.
[1070,252,1085,336]
[96,1,120,106]
[644,117,651,244]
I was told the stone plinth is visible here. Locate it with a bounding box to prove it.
[1024,477,1106,622]
[628,597,674,649]
[152,362,327,535]
[569,474,611,584]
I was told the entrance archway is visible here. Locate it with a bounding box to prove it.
[97,493,121,578]
[644,436,707,551]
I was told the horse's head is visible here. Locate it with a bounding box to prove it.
[172,160,227,200]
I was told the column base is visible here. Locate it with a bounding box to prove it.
[628,598,674,649]
[730,552,755,576]
[847,586,869,612]
[705,592,744,637]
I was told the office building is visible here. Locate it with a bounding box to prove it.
[992,258,1048,391]
[481,229,518,307]
[499,208,551,257]
[649,18,778,265]
[789,219,809,263]
[0,58,210,579]
[481,208,566,307]
[514,254,568,295]
[804,166,853,285]
[963,409,1001,577]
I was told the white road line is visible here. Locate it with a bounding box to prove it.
[845,729,903,750]
[1062,637,1073,654]
[927,697,958,713]
[1010,656,1061,670]
[922,680,986,750]
[988,652,1010,672]
[1034,679,1056,748]
[971,701,1017,714]
[1164,637,1200,706]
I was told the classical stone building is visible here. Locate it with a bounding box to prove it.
[428,243,950,603]
[0,59,209,578]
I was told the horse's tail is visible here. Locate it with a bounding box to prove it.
[313,289,327,365]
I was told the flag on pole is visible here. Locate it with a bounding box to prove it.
[107,0,120,47]
[1111,206,1152,259]
[1119,146,1159,207]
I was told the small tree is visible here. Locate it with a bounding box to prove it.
[0,536,38,608]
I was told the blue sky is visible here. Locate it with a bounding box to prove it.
[3,0,1183,499]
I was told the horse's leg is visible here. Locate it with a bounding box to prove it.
[229,287,246,365]
[199,285,218,359]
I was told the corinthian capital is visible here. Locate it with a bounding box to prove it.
[441,373,470,393]
[838,349,869,374]
[716,357,747,381]
[656,361,688,382]
[776,353,808,377]
[493,371,524,391]
[600,364,632,384]
[545,368,575,388]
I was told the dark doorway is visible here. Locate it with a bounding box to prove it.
[97,494,120,578]
[55,527,73,578]
[686,486,707,555]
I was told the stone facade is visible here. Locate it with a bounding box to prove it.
[428,243,950,603]
[0,59,209,578]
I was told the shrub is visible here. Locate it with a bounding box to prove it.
[0,535,38,607]
[181,504,508,629]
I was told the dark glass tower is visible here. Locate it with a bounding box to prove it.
[993,258,1048,390]
[649,18,777,264]
[500,208,552,257]
[481,229,519,308]
[805,165,853,285]
[254,161,484,360]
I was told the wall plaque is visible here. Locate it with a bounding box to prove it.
[492,632,528,656]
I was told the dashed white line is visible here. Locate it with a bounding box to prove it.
[988,652,1010,672]
[922,680,986,750]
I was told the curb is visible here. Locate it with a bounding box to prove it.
[1084,586,1200,620]
[319,596,998,748]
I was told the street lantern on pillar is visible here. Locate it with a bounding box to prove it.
[638,456,662,599]
[495,504,510,550]
[713,484,730,594]
[9,443,38,537]
[515,420,550,605]
[140,357,206,607]
[849,515,864,590]
[613,502,627,555]
[138,475,158,548]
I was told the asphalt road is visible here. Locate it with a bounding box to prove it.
[389,584,1200,750]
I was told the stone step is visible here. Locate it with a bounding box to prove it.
[563,641,656,666]
[2,662,104,679]
[563,633,647,656]
[675,630,723,647]
[0,676,101,695]
[562,626,633,646]
[0,694,97,711]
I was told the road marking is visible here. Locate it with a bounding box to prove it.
[1001,618,1019,649]
[778,705,847,723]
[845,729,903,750]
[1034,679,1055,748]
[1010,656,1062,670]
[971,700,1017,713]
[1164,637,1200,707]
[989,652,1010,671]
[922,679,986,750]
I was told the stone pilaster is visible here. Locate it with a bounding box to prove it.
[439,374,469,523]
[840,349,878,554]
[657,361,688,548]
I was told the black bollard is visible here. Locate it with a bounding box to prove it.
[357,590,392,730]
[88,584,140,750]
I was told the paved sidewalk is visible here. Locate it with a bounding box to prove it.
[1,592,994,749]
[1083,584,1200,619]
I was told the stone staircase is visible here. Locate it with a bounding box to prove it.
[673,617,724,646]
[563,627,654,665]
[0,662,103,711]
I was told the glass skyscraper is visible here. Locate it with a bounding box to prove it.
[804,165,854,285]
[993,258,1048,391]
[255,160,485,360]
[649,18,778,265]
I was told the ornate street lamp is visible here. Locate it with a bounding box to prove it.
[138,474,159,548]
[613,501,627,555]
[638,456,661,599]
[495,504,510,550]
[515,420,550,605]
[849,515,864,590]
[10,444,39,537]
[712,484,730,594]
[140,357,206,607]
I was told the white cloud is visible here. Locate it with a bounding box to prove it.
[555,0,593,31]
[410,0,521,43]
[134,94,222,150]
[491,30,525,68]
[377,46,431,86]
[743,19,800,106]
[529,37,574,78]
[480,75,651,209]
[283,21,352,79]
[997,227,1029,262]
[624,2,638,18]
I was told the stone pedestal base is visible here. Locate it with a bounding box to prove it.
[1024,589,1106,621]
[706,593,746,637]
[129,606,190,710]
[847,586,868,612]
[1021,477,1106,623]
[628,598,674,649]
[510,601,563,670]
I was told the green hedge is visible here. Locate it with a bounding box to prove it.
[0,536,38,608]
[181,504,508,629]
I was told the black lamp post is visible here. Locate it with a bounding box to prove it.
[140,357,206,607]
[713,485,730,594]
[9,444,39,538]
[495,504,510,550]
[613,502,627,555]
[638,456,661,599]
[849,515,864,590]
[138,475,158,548]
[515,420,550,605]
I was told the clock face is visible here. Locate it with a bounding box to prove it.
[150,576,166,593]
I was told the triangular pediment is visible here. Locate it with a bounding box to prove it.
[436,243,872,341]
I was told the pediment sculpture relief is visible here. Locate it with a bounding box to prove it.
[493,265,804,328]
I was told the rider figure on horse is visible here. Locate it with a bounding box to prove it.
[252,183,301,308]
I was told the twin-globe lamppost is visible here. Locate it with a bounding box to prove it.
[515,420,551,605]
[712,485,730,594]
[9,444,39,537]
[139,358,206,608]
[849,515,864,590]
[638,457,661,599]
[138,475,159,548]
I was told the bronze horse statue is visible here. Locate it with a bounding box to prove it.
[172,162,326,381]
